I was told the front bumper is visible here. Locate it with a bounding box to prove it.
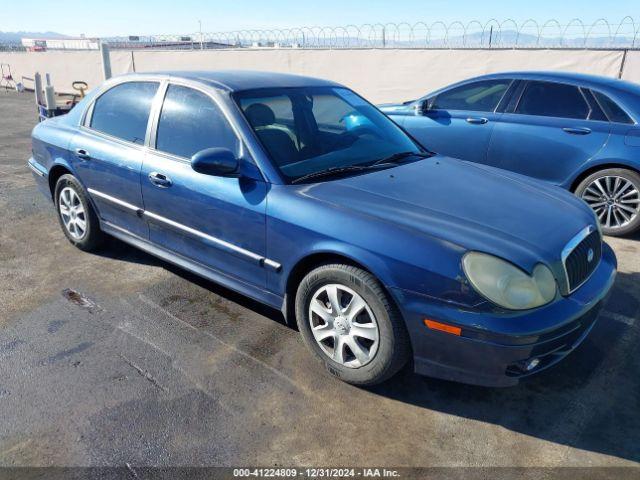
[392,242,617,387]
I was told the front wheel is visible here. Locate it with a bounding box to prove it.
[575,168,640,237]
[295,264,410,385]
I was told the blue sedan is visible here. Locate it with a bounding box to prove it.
[381,71,640,236]
[28,71,616,387]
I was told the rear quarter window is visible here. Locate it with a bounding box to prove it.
[592,91,634,124]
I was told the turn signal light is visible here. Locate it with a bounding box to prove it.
[423,319,461,336]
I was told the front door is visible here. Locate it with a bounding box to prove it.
[402,78,513,164]
[140,83,268,288]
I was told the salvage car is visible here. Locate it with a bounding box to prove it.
[381,71,640,236]
[29,71,616,387]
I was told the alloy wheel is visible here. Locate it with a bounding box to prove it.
[59,187,87,240]
[308,283,379,368]
[581,175,640,230]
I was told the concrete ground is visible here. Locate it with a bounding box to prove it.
[0,90,639,468]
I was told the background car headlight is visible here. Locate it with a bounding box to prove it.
[462,252,558,310]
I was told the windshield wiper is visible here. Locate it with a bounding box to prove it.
[291,164,384,184]
[369,151,431,167]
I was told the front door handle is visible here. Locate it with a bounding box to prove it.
[148,171,173,188]
[466,117,489,125]
[75,148,90,160]
[562,127,592,135]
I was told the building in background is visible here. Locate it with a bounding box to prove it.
[21,37,100,51]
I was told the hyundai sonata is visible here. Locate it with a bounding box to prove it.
[29,71,616,386]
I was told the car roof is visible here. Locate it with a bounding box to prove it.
[122,70,343,92]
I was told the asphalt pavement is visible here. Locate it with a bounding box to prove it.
[0,90,639,469]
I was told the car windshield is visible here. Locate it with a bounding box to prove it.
[234,86,424,183]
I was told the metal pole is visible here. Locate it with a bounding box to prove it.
[34,72,43,106]
[199,20,204,50]
[489,26,493,48]
[382,26,386,48]
[100,42,112,80]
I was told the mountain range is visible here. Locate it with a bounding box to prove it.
[0,31,70,44]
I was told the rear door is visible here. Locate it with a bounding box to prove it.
[72,81,159,238]
[402,79,513,163]
[486,80,611,186]
[141,83,268,288]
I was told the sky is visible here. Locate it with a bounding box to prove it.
[4,0,639,37]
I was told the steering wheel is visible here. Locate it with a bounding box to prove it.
[72,81,88,98]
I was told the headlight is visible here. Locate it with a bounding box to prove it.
[462,252,558,310]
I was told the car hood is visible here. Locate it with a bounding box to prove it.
[298,156,596,270]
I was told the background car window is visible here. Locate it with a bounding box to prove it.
[156,85,239,158]
[90,82,158,144]
[431,80,511,112]
[592,91,634,124]
[582,90,608,121]
[516,81,589,119]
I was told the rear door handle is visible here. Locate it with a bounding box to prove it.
[466,117,489,125]
[148,171,172,188]
[75,148,90,160]
[562,127,591,135]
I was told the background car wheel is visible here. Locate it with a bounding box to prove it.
[295,264,410,386]
[575,168,640,237]
[54,174,105,251]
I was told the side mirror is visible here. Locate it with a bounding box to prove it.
[414,100,430,116]
[191,148,239,177]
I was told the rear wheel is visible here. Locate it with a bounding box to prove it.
[295,264,410,385]
[575,168,640,236]
[54,174,105,251]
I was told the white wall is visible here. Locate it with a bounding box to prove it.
[0,48,632,103]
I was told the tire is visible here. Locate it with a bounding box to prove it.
[295,264,410,386]
[54,174,105,251]
[575,168,640,237]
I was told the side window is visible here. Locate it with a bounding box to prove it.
[592,91,634,124]
[156,85,239,158]
[431,80,511,112]
[90,82,159,144]
[516,81,589,120]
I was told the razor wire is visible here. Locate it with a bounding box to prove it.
[100,17,640,50]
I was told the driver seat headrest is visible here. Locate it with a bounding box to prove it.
[245,103,276,128]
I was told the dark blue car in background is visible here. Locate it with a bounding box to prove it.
[29,71,616,387]
[381,71,640,236]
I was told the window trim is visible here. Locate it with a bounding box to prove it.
[81,79,161,148]
[512,80,594,121]
[589,88,637,125]
[148,79,246,164]
[427,79,514,114]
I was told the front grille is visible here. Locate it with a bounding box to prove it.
[563,228,602,293]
